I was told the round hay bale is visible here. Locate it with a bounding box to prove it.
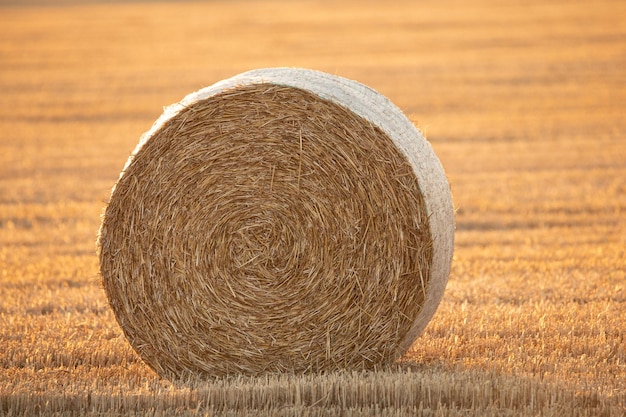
[97,68,454,380]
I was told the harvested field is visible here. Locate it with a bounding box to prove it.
[0,0,624,415]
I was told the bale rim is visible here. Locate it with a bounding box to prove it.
[97,68,454,380]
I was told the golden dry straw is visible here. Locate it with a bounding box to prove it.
[97,68,454,380]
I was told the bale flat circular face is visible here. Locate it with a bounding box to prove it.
[98,69,454,380]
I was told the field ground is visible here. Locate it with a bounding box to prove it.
[0,0,625,415]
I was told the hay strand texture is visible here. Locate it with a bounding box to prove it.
[98,68,454,380]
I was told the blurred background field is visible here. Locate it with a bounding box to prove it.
[0,0,624,415]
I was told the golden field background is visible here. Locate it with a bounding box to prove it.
[0,0,624,415]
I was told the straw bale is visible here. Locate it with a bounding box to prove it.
[97,68,454,380]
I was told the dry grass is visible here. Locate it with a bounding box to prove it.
[1,0,625,415]
[1,366,618,416]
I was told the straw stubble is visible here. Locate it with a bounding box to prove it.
[99,81,436,380]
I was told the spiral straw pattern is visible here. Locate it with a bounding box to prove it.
[98,68,454,380]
